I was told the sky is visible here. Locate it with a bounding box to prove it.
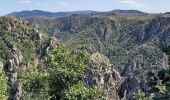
[0,0,170,15]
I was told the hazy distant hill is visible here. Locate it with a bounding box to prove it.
[110,9,144,14]
[6,10,99,18]
[6,9,144,18]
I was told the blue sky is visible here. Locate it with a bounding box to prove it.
[0,0,170,15]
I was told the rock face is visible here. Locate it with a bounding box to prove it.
[0,16,57,100]
[118,77,140,100]
[43,36,58,56]
[86,52,122,99]
[119,54,168,99]
[4,44,23,99]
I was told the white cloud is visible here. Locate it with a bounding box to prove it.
[58,2,72,7]
[36,3,49,6]
[20,0,32,4]
[57,2,80,8]
[119,0,146,8]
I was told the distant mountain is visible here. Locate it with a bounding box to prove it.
[6,9,144,18]
[110,9,144,14]
[73,10,99,14]
[6,10,99,18]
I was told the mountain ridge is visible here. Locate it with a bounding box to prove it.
[6,9,144,18]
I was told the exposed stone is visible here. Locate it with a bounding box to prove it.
[121,59,138,77]
[0,61,3,72]
[118,77,139,100]
[5,46,23,100]
[0,16,57,100]
[85,52,122,99]
[44,36,57,55]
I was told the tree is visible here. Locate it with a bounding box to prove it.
[21,43,104,99]
[44,44,90,99]
[18,64,50,99]
[133,90,152,100]
[64,81,104,100]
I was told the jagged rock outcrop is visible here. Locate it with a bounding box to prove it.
[43,36,58,56]
[0,17,27,99]
[86,52,122,99]
[121,59,138,77]
[0,16,57,100]
[118,77,139,100]
[4,45,23,99]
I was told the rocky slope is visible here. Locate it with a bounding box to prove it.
[89,52,122,99]
[0,16,58,99]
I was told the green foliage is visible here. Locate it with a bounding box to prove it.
[44,43,91,99]
[19,43,104,99]
[0,72,8,100]
[17,65,50,99]
[46,44,89,79]
[0,38,8,60]
[63,82,105,100]
[133,90,152,100]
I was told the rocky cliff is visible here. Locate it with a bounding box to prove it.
[0,16,58,99]
[88,52,122,99]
